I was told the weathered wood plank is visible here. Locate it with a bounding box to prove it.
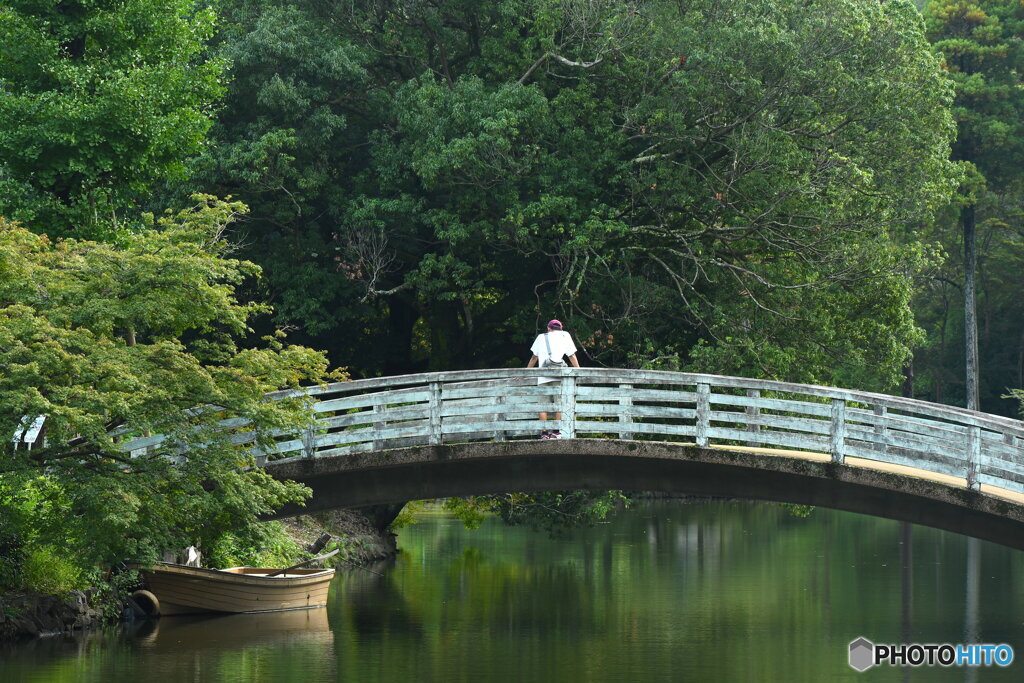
[977,454,1024,480]
[710,410,830,436]
[843,444,965,478]
[493,392,507,442]
[576,386,697,403]
[830,399,846,463]
[745,389,761,447]
[428,382,442,446]
[561,376,577,439]
[314,388,431,413]
[844,424,967,462]
[872,404,887,454]
[441,396,558,418]
[619,383,634,440]
[319,405,429,429]
[707,427,829,453]
[966,426,981,490]
[696,383,709,447]
[443,383,559,401]
[978,444,1024,470]
[708,393,832,417]
[978,473,1024,494]
[845,407,969,439]
[575,403,697,421]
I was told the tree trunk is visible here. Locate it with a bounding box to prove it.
[964,204,979,411]
[1017,326,1024,390]
[383,297,417,376]
[936,293,948,404]
[902,357,913,399]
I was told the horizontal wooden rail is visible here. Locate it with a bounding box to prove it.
[118,368,1024,495]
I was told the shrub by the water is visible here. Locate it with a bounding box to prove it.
[205,522,303,569]
[18,546,82,596]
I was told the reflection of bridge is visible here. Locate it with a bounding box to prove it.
[131,369,1024,549]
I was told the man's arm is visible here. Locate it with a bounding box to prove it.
[527,355,538,368]
[568,353,580,368]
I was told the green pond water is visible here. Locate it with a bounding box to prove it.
[1,501,1022,682]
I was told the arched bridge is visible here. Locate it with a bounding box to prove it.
[128,368,1024,549]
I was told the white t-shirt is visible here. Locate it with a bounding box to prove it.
[531,330,577,384]
[531,330,577,364]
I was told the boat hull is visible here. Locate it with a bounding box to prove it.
[134,563,335,615]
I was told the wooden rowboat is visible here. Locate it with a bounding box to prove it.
[132,562,336,616]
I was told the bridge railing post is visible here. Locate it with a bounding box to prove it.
[560,372,576,439]
[619,383,633,440]
[696,383,709,447]
[745,389,760,447]
[429,381,442,446]
[872,404,887,454]
[302,423,316,459]
[830,398,846,464]
[373,400,386,451]
[966,425,980,491]
[494,393,506,442]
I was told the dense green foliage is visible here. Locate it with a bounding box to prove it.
[0,198,337,589]
[925,0,1024,186]
[188,0,957,389]
[205,520,304,569]
[0,0,224,239]
[914,0,1024,413]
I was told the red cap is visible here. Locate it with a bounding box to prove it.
[547,319,563,329]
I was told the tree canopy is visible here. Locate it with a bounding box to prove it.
[189,0,958,388]
[0,0,224,239]
[925,0,1024,185]
[0,197,336,579]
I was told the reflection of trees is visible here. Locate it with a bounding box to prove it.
[964,537,980,683]
[438,554,602,636]
[331,502,1024,681]
[332,558,427,640]
[335,546,604,638]
[901,522,913,683]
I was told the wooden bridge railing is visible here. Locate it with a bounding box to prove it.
[118,368,1024,495]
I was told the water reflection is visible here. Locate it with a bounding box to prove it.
[326,503,1023,682]
[1,502,1021,683]
[964,536,981,683]
[138,608,332,649]
[0,608,336,682]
